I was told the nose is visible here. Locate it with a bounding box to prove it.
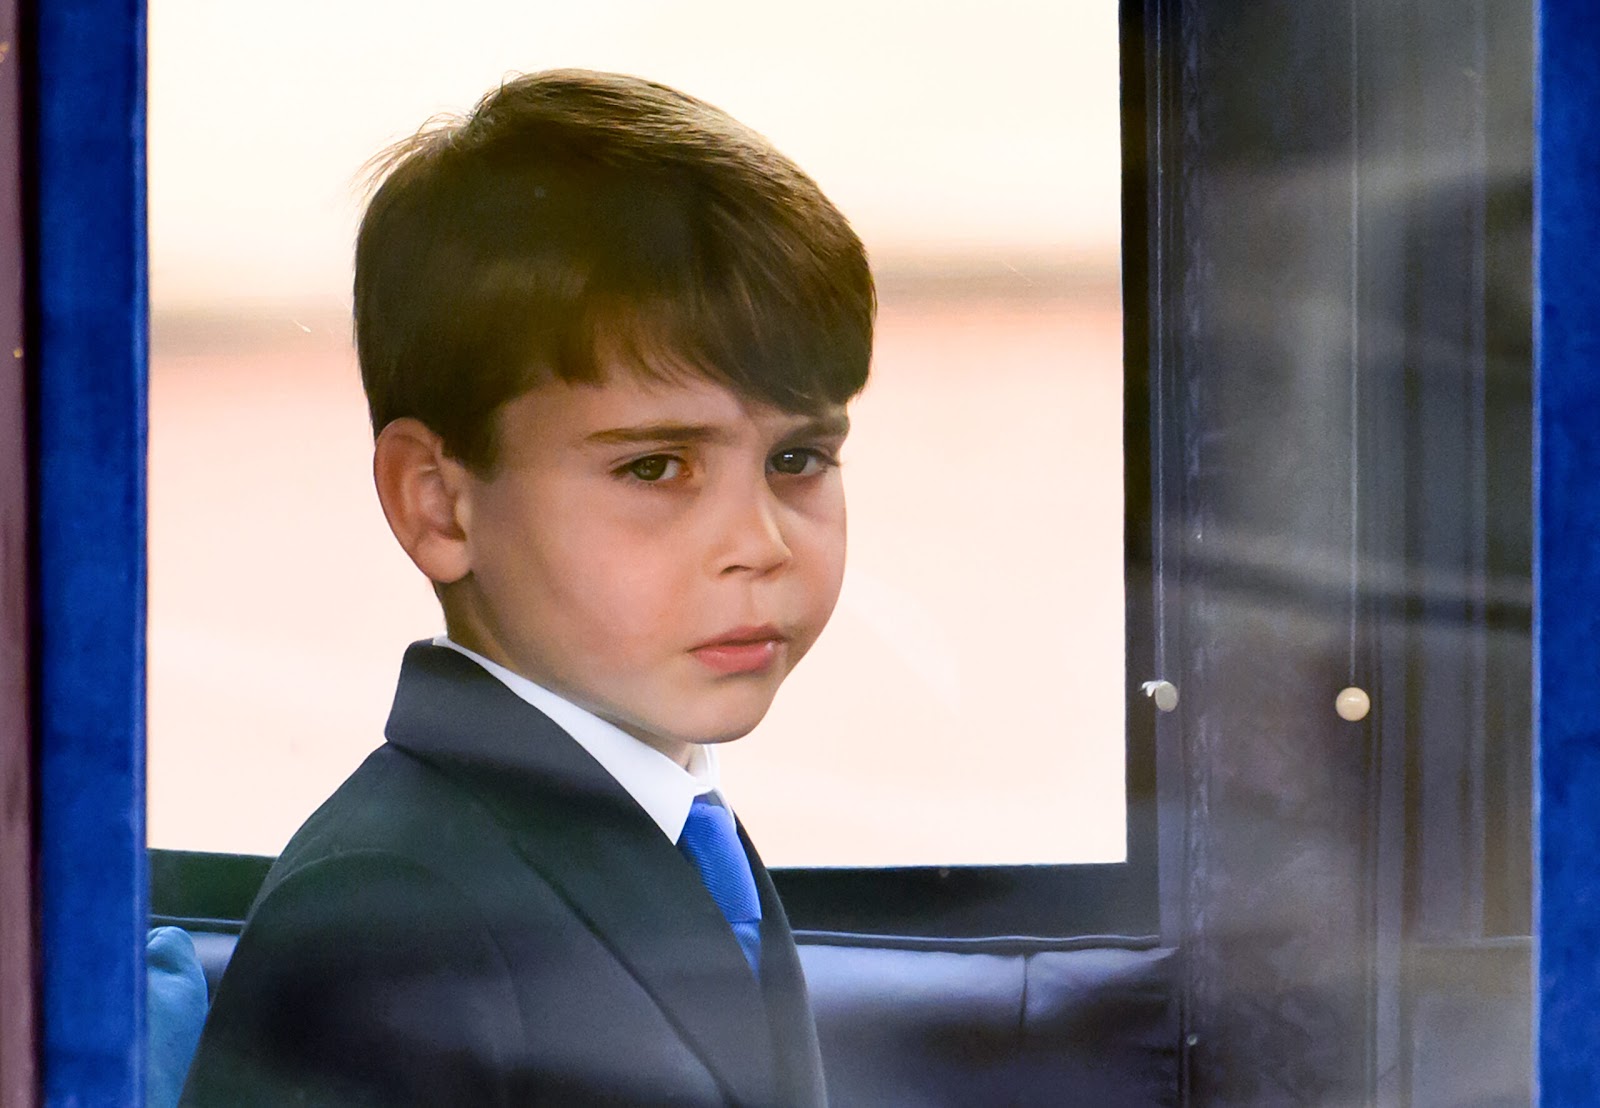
[710,480,793,577]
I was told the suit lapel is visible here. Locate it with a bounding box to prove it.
[742,826,828,1108]
[384,643,778,1106]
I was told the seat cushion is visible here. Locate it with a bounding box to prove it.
[176,927,1178,1106]
[146,926,210,1108]
[798,933,1178,1108]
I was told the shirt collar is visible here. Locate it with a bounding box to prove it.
[432,636,719,842]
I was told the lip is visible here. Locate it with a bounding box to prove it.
[690,625,786,675]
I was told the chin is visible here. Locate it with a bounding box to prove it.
[688,727,758,748]
[675,715,764,747]
[673,701,775,747]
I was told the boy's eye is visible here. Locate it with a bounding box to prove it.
[769,448,834,477]
[625,455,683,482]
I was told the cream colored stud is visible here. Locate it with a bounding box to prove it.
[1335,686,1371,722]
[1141,680,1179,713]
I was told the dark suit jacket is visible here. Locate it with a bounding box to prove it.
[180,642,827,1107]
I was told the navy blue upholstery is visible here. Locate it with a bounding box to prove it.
[178,926,1177,1106]
[187,930,240,1001]
[800,935,1177,1107]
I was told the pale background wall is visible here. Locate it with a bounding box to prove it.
[145,0,1127,866]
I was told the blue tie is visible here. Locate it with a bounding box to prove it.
[678,796,763,977]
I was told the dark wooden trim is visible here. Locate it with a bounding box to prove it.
[0,0,33,1102]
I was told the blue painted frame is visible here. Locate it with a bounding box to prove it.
[22,0,1600,1101]
[31,0,148,1104]
[1535,1,1600,1100]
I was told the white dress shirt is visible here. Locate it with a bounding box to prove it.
[432,636,722,842]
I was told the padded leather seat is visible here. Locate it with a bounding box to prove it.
[182,928,1177,1106]
[800,934,1177,1107]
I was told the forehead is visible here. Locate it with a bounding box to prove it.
[497,364,848,450]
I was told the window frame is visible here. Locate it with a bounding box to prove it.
[147,1,1162,944]
[43,33,1162,1107]
[28,0,150,1102]
[768,0,1162,940]
[31,0,1600,1096]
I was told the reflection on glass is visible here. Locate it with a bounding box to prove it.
[145,1,1125,864]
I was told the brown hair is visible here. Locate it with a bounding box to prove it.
[355,69,876,471]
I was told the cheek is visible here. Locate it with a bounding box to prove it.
[781,526,847,674]
[550,526,687,644]
[818,541,848,619]
[798,501,850,615]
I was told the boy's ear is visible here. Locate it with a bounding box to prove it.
[373,418,474,585]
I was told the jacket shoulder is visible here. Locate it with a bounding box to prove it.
[181,850,523,1107]
[260,743,506,899]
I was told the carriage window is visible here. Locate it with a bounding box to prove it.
[146,1,1125,866]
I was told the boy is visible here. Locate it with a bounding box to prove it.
[180,69,873,1106]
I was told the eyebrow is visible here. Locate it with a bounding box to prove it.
[584,413,851,447]
[791,412,852,440]
[585,422,728,447]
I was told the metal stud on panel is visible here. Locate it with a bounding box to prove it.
[1142,680,1179,713]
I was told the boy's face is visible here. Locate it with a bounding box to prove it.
[445,368,851,766]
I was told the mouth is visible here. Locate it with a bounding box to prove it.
[690,625,787,675]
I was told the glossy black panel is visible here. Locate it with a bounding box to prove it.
[1142,0,1532,1103]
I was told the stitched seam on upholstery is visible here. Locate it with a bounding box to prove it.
[793,930,1163,954]
[1017,950,1031,1077]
